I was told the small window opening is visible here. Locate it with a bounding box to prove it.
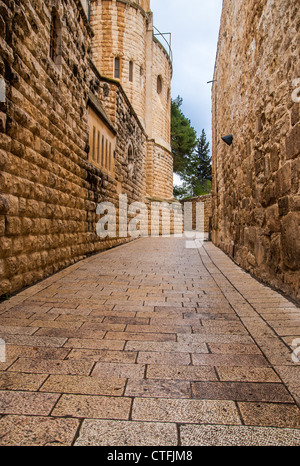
[157,75,162,95]
[114,57,120,79]
[105,139,108,168]
[129,61,133,82]
[97,131,100,163]
[109,142,112,171]
[101,135,105,165]
[49,9,62,66]
[92,126,96,161]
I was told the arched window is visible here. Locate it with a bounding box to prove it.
[128,144,134,163]
[127,143,134,177]
[157,75,163,95]
[49,8,62,66]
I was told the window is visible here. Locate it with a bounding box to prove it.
[127,143,134,177]
[105,139,108,168]
[129,61,133,82]
[101,135,104,166]
[157,75,162,95]
[49,8,62,66]
[109,142,112,171]
[88,106,116,175]
[97,131,100,163]
[114,57,120,79]
[128,144,133,162]
[92,127,96,161]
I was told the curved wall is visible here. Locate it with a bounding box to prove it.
[151,38,172,149]
[90,0,173,198]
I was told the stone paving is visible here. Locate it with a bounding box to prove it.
[0,237,300,446]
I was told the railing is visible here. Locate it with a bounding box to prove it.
[153,25,173,63]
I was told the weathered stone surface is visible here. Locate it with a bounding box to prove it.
[0,0,173,297]
[0,237,299,446]
[286,124,300,160]
[280,212,300,270]
[74,419,178,446]
[180,425,300,446]
[212,0,300,303]
[0,415,80,446]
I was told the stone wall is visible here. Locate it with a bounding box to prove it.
[182,195,212,234]
[0,0,147,297]
[146,140,173,199]
[151,37,172,149]
[211,0,300,303]
[90,0,174,199]
[90,0,148,125]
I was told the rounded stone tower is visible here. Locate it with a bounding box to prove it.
[90,0,173,199]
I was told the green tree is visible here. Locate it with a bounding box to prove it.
[171,96,198,175]
[173,184,191,199]
[180,129,212,197]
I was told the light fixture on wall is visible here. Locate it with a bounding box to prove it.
[221,135,233,146]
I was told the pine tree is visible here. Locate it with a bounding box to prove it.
[171,96,198,176]
[181,129,212,196]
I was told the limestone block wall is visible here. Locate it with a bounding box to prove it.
[151,38,172,150]
[90,0,174,200]
[181,195,212,234]
[90,0,148,126]
[211,0,300,303]
[136,0,150,11]
[145,197,183,237]
[146,140,173,199]
[0,0,147,297]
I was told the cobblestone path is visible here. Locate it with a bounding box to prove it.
[0,238,300,446]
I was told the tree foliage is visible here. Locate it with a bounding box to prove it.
[171,97,212,199]
[181,129,212,197]
[171,96,198,175]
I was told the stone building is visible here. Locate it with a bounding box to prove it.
[90,0,173,199]
[0,0,173,296]
[211,0,299,303]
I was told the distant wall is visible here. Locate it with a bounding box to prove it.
[212,0,300,303]
[181,195,212,234]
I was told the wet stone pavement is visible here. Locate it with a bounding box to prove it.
[0,238,300,446]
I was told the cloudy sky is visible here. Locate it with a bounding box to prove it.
[150,0,223,184]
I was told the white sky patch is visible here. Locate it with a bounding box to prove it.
[151,0,222,147]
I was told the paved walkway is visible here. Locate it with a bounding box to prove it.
[0,237,300,446]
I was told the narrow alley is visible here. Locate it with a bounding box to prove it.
[0,237,299,446]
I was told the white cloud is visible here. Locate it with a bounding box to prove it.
[150,0,222,146]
